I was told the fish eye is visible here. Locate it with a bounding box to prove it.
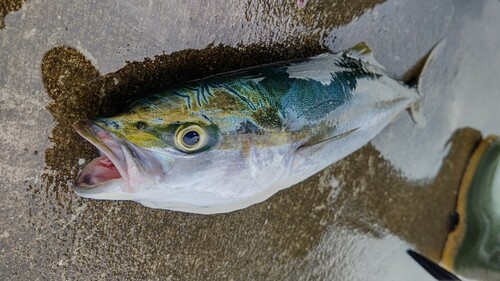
[174,124,208,152]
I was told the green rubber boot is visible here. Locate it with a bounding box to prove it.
[442,136,500,280]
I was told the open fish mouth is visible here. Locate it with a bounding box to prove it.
[74,121,129,190]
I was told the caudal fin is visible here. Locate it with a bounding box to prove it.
[403,40,446,127]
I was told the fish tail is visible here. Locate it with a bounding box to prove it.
[404,39,446,127]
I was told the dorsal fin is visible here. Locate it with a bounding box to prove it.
[344,42,385,69]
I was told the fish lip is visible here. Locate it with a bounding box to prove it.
[74,120,129,190]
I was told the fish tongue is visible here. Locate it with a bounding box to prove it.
[74,120,129,188]
[77,155,121,187]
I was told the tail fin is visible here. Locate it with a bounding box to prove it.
[404,40,446,127]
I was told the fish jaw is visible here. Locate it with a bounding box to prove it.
[74,120,129,189]
[73,121,171,199]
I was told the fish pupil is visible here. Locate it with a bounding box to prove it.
[183,131,200,146]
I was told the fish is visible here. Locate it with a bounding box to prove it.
[74,43,435,214]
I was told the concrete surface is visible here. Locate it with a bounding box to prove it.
[0,0,499,280]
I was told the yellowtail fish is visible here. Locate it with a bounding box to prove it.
[74,43,433,214]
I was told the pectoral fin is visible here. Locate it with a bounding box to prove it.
[297,127,360,151]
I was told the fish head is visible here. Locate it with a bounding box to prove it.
[74,90,294,213]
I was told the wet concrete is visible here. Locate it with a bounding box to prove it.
[1,0,499,280]
[0,0,26,29]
